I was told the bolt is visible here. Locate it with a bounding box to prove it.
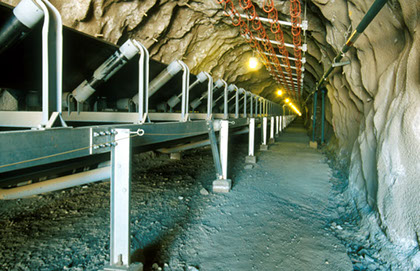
[93,145,99,150]
[105,131,111,135]
[99,144,105,148]
[117,254,123,266]
[99,131,105,136]
[93,132,99,137]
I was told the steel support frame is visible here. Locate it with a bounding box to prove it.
[0,0,66,129]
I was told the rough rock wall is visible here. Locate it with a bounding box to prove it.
[314,1,420,268]
[1,0,419,267]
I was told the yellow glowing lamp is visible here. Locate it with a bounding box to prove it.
[248,57,259,69]
[277,89,283,96]
[289,103,302,116]
[285,98,290,103]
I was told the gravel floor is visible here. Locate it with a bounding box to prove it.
[0,121,386,270]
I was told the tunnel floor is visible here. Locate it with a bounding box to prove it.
[151,121,353,271]
[0,120,359,270]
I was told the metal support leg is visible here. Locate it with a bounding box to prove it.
[310,91,318,149]
[282,115,286,130]
[279,116,283,133]
[105,129,143,271]
[245,118,257,164]
[213,120,232,193]
[260,117,268,151]
[269,116,275,144]
[275,116,279,137]
[207,121,223,179]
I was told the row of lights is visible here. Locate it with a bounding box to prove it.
[248,56,302,117]
[277,89,302,116]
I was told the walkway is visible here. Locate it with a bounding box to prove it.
[162,119,353,270]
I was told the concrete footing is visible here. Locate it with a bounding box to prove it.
[260,144,269,151]
[309,141,318,149]
[104,262,143,271]
[170,152,182,160]
[212,179,232,193]
[245,155,257,164]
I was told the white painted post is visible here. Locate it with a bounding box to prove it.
[220,120,229,179]
[276,116,279,136]
[260,117,268,150]
[249,118,255,156]
[110,129,131,268]
[270,116,275,143]
[245,117,257,163]
[279,115,283,133]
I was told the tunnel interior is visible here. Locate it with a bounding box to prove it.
[0,0,419,270]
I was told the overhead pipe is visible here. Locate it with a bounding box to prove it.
[0,0,44,55]
[0,167,110,200]
[262,52,306,63]
[305,0,388,103]
[238,13,308,30]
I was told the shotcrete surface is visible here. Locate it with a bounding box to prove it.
[0,122,355,270]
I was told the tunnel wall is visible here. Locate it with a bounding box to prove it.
[1,0,419,267]
[317,1,420,267]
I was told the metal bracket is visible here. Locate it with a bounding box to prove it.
[89,128,116,154]
[132,40,149,124]
[332,60,351,67]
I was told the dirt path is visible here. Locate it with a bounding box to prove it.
[157,121,353,271]
[0,120,353,270]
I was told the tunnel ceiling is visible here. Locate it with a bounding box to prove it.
[1,0,420,268]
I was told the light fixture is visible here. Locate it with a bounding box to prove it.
[277,89,283,96]
[285,98,290,103]
[248,56,259,70]
[288,103,302,116]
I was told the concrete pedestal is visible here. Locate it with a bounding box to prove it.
[260,144,269,151]
[309,141,318,149]
[170,152,182,160]
[212,179,232,193]
[245,155,257,164]
[104,262,143,271]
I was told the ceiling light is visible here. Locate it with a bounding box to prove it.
[248,57,259,70]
